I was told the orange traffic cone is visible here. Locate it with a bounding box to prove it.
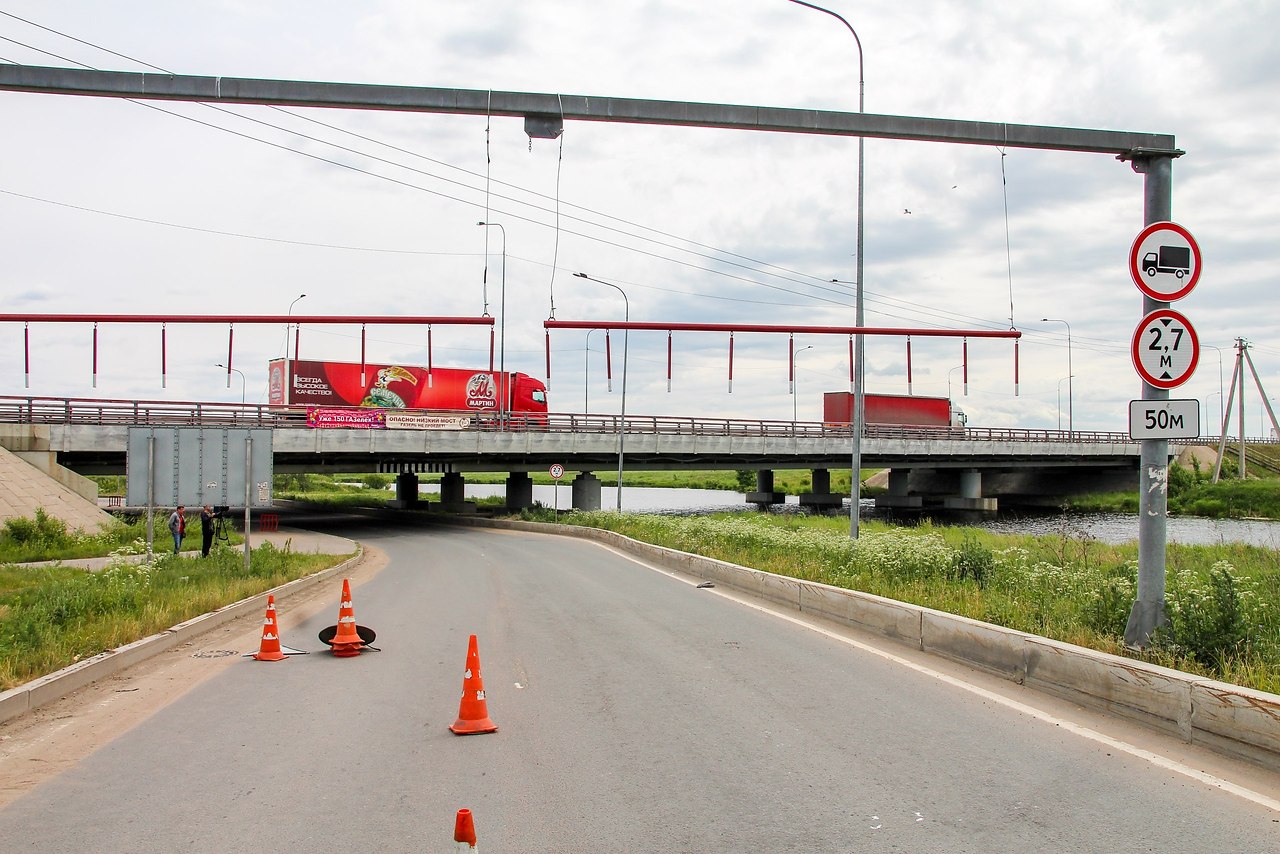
[450,635,497,735]
[453,808,477,850]
[252,595,286,662]
[326,578,365,657]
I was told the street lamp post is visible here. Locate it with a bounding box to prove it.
[477,222,507,423]
[1057,376,1072,432]
[216,363,246,404]
[1042,318,1073,437]
[792,344,814,423]
[946,364,964,401]
[1206,391,1221,436]
[1202,343,1225,432]
[283,293,306,404]
[574,273,628,512]
[787,0,866,538]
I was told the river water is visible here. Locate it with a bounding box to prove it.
[419,483,1280,548]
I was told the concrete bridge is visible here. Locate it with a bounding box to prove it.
[0,396,1146,513]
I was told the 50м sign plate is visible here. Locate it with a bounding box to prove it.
[1128,399,1200,440]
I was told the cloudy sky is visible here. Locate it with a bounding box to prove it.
[1,1,1276,434]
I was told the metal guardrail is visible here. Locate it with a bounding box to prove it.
[1,394,1265,445]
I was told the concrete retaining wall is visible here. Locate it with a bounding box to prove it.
[14,450,99,502]
[447,515,1280,772]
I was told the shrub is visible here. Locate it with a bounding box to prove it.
[1160,560,1264,666]
[2,508,73,548]
[1080,561,1137,636]
[952,535,994,586]
[360,474,394,490]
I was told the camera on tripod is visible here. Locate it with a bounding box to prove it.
[211,505,232,541]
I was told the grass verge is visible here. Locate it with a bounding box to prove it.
[0,540,351,691]
[515,509,1280,695]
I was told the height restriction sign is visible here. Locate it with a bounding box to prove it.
[1132,308,1199,389]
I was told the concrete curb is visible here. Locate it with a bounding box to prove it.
[446,515,1280,772]
[0,544,364,726]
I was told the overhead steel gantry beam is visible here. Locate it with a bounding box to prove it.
[0,64,1180,157]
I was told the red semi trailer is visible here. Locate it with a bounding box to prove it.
[268,358,548,414]
[823,392,966,428]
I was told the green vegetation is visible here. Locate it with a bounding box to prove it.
[514,510,1280,694]
[0,538,351,690]
[0,508,242,564]
[275,472,397,509]
[1069,457,1280,519]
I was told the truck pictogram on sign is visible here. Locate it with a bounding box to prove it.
[1142,245,1191,279]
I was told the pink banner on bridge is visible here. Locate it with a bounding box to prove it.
[306,406,387,429]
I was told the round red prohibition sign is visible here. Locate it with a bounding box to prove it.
[549,464,565,480]
[1128,221,1202,302]
[1131,308,1199,389]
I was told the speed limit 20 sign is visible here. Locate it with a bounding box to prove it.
[1131,308,1199,389]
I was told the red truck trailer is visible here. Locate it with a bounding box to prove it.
[268,358,548,414]
[823,392,966,428]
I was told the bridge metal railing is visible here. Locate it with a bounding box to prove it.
[0,394,1258,446]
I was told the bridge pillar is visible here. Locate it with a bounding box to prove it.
[745,469,783,508]
[571,472,602,511]
[505,471,534,511]
[799,467,843,510]
[390,472,419,509]
[874,468,922,509]
[439,471,468,510]
[942,469,997,512]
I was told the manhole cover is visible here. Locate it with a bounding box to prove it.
[192,649,239,659]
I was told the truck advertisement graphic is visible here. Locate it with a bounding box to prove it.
[268,358,548,415]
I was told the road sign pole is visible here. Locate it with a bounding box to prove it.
[1125,155,1173,648]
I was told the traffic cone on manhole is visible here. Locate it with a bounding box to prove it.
[323,578,365,657]
[252,595,286,662]
[449,634,497,734]
[453,808,478,850]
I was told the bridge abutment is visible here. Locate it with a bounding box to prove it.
[571,472,602,511]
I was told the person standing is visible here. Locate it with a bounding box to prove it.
[167,505,186,554]
[200,505,216,557]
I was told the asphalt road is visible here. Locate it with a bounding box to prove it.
[1,517,1278,852]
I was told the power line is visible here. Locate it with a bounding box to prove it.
[0,187,480,255]
[0,17,1040,333]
